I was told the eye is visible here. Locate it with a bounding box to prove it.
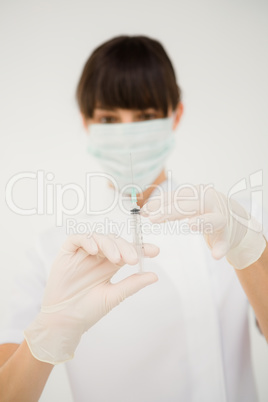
[99,116,117,124]
[145,113,157,120]
[138,113,158,121]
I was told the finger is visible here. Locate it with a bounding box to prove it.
[204,228,231,260]
[211,240,231,260]
[146,213,177,224]
[107,272,159,307]
[62,234,98,255]
[91,233,121,264]
[143,243,160,258]
[141,197,166,217]
[141,200,202,223]
[188,213,227,233]
[141,187,216,222]
[113,236,139,265]
[112,239,160,266]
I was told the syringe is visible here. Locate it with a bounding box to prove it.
[129,153,144,272]
[130,187,144,272]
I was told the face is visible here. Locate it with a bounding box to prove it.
[82,103,183,130]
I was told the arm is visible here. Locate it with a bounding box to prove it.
[0,341,53,402]
[235,239,268,341]
[0,344,19,366]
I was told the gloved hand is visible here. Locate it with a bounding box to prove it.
[24,233,159,364]
[141,185,266,270]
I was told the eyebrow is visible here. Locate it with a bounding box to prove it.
[94,106,160,112]
[94,106,117,111]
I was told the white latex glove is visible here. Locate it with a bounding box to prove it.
[24,233,159,364]
[141,185,266,270]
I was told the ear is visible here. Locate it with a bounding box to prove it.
[81,112,89,131]
[173,102,184,130]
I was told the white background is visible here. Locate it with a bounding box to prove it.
[0,0,267,401]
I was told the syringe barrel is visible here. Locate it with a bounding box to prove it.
[130,208,144,271]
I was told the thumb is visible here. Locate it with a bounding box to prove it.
[204,225,231,260]
[211,240,231,260]
[108,272,158,306]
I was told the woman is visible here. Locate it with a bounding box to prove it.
[0,35,267,402]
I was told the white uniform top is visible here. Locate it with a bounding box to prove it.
[1,181,267,402]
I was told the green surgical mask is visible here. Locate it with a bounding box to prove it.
[87,115,176,194]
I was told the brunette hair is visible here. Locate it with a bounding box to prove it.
[76,35,182,118]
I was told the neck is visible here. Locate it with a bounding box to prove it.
[136,170,166,208]
[108,170,167,208]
